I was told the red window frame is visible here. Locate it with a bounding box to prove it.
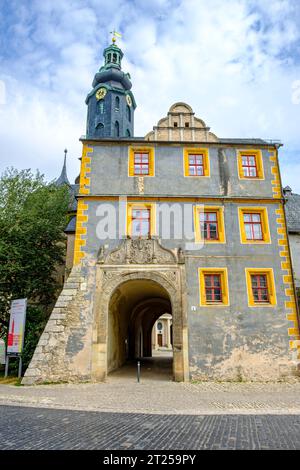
[251,274,269,303]
[188,154,204,176]
[243,213,263,240]
[204,274,222,303]
[131,207,150,237]
[200,212,219,240]
[134,152,149,176]
[242,155,258,178]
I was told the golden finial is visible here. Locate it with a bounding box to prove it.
[110,30,122,44]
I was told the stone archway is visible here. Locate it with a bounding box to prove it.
[107,279,172,374]
[91,239,189,382]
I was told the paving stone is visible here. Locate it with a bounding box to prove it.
[1,406,300,450]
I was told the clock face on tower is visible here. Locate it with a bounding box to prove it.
[126,94,132,107]
[96,87,107,100]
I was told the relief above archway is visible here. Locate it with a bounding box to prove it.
[97,238,185,265]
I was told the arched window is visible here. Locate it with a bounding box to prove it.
[98,102,104,114]
[115,96,120,111]
[114,121,120,137]
[96,122,104,136]
[107,53,111,63]
[113,53,117,63]
[126,129,131,137]
[126,105,131,122]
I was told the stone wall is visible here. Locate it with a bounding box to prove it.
[22,264,95,385]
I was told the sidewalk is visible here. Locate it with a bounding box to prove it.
[1,378,300,415]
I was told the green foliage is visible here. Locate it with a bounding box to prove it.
[0,167,70,368]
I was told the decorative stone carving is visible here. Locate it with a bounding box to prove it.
[177,247,185,264]
[129,239,153,263]
[97,245,105,264]
[138,177,144,194]
[160,271,177,283]
[104,238,178,265]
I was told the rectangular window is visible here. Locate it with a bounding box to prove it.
[204,274,222,303]
[127,203,156,237]
[251,274,269,303]
[129,147,155,177]
[242,155,257,178]
[200,212,219,240]
[188,154,204,176]
[237,150,264,180]
[134,152,149,175]
[199,268,229,306]
[131,208,150,237]
[243,213,263,240]
[238,207,270,244]
[184,148,210,177]
[245,268,276,307]
[194,206,225,243]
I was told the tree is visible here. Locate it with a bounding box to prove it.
[0,168,70,368]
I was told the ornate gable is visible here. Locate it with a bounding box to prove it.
[145,102,218,142]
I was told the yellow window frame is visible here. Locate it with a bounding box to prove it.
[183,148,210,177]
[238,207,271,244]
[237,149,264,180]
[193,205,226,243]
[245,268,277,307]
[128,146,155,177]
[199,268,230,307]
[126,202,156,237]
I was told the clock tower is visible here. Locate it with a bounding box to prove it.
[85,39,136,138]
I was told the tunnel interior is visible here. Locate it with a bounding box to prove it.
[107,279,172,374]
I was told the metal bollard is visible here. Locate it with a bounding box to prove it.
[18,357,22,379]
[137,360,141,383]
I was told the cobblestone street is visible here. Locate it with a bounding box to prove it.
[1,405,300,450]
[1,375,300,449]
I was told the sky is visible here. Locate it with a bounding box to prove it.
[0,0,300,191]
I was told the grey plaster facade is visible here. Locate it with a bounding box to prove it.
[87,144,276,198]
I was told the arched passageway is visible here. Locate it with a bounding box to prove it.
[107,278,173,380]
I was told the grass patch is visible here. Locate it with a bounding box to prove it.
[0,376,22,386]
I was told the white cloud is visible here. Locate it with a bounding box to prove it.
[0,0,299,191]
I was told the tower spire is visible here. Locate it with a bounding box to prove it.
[55,149,70,186]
